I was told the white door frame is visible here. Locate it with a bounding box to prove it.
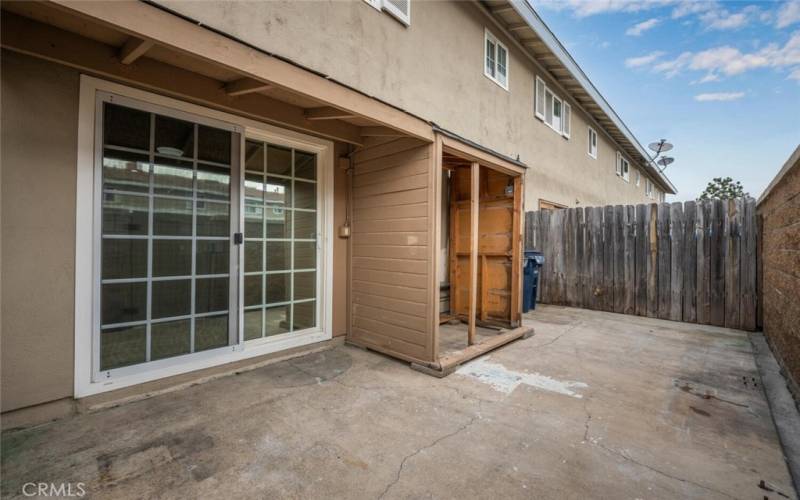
[75,75,333,397]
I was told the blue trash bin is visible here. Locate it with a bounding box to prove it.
[523,251,545,313]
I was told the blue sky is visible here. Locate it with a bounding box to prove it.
[534,0,800,201]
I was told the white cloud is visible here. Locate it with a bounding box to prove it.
[536,0,675,18]
[777,1,800,29]
[625,51,666,67]
[694,92,745,101]
[700,9,748,30]
[790,67,800,80]
[626,18,660,36]
[671,0,717,19]
[650,31,800,79]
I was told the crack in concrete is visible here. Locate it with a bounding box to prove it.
[581,401,738,500]
[377,416,478,500]
[528,321,582,350]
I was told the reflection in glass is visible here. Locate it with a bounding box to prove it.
[245,173,264,202]
[266,208,291,238]
[294,241,317,269]
[265,177,291,207]
[245,241,263,273]
[103,193,148,236]
[267,144,291,176]
[155,114,194,158]
[196,277,228,314]
[293,271,316,301]
[293,301,316,330]
[245,140,265,172]
[153,198,192,236]
[197,201,229,237]
[151,279,191,319]
[266,241,291,271]
[243,309,262,340]
[245,203,264,238]
[294,180,316,210]
[266,272,290,304]
[153,157,193,197]
[151,319,191,360]
[100,325,147,370]
[104,103,150,151]
[293,210,316,240]
[197,164,230,200]
[195,315,228,352]
[244,274,262,307]
[266,306,291,336]
[102,239,147,279]
[198,125,231,164]
[102,282,147,324]
[152,239,191,277]
[295,151,316,180]
[196,240,229,276]
[103,150,150,192]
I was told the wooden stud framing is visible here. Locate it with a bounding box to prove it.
[468,162,480,346]
[225,77,271,96]
[510,175,522,325]
[119,36,153,65]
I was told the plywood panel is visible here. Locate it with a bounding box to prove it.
[349,139,434,363]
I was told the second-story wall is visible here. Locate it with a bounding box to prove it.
[156,0,666,209]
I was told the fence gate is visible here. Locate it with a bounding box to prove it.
[525,198,758,331]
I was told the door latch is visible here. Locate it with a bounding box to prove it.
[233,232,243,245]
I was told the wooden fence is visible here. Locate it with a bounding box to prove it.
[525,198,758,331]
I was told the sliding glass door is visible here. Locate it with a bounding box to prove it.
[94,92,324,380]
[242,139,319,341]
[97,96,240,375]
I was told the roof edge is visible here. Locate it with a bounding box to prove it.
[509,0,677,195]
[757,143,800,206]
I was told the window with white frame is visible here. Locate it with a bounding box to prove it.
[485,30,508,89]
[645,178,653,198]
[635,170,641,186]
[616,151,630,182]
[363,0,410,25]
[587,126,598,158]
[535,75,570,138]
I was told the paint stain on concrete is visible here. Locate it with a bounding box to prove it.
[456,357,588,398]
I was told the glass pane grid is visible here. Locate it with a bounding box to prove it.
[242,140,318,340]
[100,102,234,371]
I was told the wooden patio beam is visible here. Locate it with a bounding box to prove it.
[119,36,153,65]
[225,77,271,96]
[360,126,404,137]
[305,106,358,121]
[0,12,362,145]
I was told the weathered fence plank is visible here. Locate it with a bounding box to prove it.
[623,205,636,315]
[524,197,757,330]
[613,205,625,314]
[657,203,671,320]
[669,202,684,321]
[740,198,757,331]
[709,199,726,326]
[646,204,658,318]
[634,204,647,316]
[725,199,742,329]
[682,201,697,323]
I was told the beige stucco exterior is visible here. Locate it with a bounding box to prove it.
[156,0,666,209]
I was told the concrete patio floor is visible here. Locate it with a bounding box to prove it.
[1,305,796,499]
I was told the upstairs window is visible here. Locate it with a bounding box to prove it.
[616,151,630,182]
[485,30,508,90]
[535,75,570,138]
[635,170,641,186]
[588,127,598,158]
[645,179,654,198]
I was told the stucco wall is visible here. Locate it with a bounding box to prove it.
[155,0,664,210]
[758,149,800,398]
[1,51,79,412]
[0,51,350,412]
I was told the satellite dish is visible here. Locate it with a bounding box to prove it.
[656,156,674,169]
[648,140,674,154]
